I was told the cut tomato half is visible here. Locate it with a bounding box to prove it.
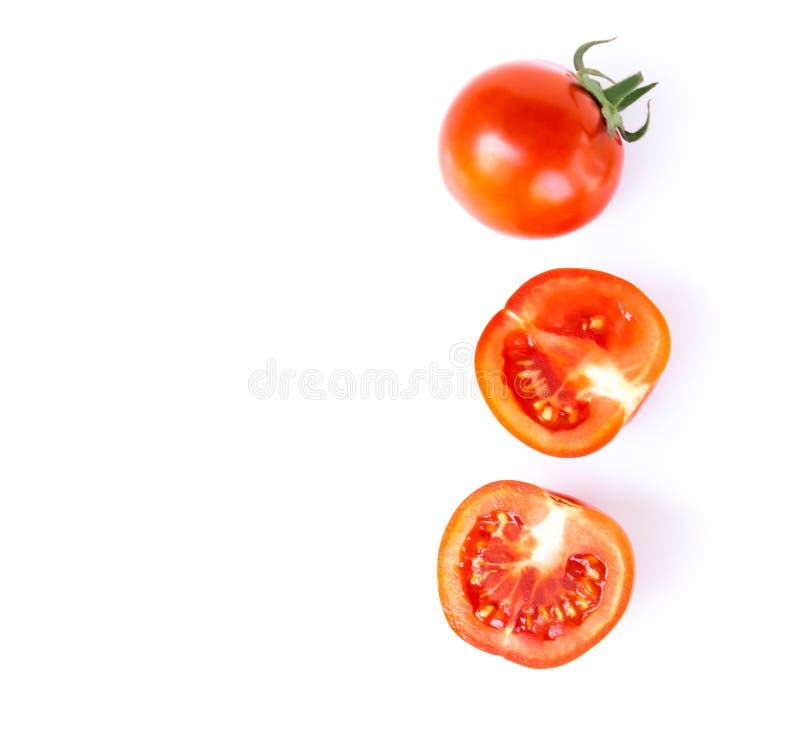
[475,268,670,457]
[438,481,634,669]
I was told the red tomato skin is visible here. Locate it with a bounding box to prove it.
[439,61,624,238]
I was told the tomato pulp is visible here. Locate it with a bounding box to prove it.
[439,61,624,238]
[475,268,670,457]
[438,481,634,668]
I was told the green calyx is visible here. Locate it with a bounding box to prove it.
[573,38,657,142]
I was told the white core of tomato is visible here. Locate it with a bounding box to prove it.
[525,504,567,573]
[580,364,650,420]
[502,502,568,640]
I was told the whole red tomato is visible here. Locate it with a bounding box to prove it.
[439,40,655,238]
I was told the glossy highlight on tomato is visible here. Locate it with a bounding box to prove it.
[438,481,634,669]
[439,61,624,238]
[475,268,670,457]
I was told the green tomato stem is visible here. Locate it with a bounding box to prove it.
[573,38,657,142]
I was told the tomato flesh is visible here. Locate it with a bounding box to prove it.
[476,268,670,457]
[439,61,624,238]
[438,481,634,669]
[461,509,607,639]
[503,330,591,431]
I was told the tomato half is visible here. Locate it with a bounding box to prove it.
[439,61,624,238]
[438,480,634,669]
[475,268,670,457]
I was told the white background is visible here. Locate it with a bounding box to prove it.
[1,1,798,738]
